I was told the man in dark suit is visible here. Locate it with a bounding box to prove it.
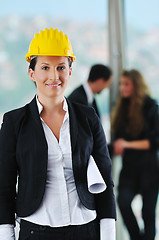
[68,64,112,118]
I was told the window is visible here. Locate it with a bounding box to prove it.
[125,0,159,101]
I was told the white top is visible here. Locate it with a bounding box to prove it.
[23,97,96,226]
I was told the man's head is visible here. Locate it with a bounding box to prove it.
[88,64,112,94]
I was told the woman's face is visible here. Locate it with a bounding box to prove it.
[119,76,134,98]
[29,56,72,100]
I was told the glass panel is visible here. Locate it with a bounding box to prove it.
[125,0,159,101]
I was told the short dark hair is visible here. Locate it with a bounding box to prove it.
[88,64,112,82]
[29,57,37,71]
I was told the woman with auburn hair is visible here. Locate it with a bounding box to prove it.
[111,69,159,240]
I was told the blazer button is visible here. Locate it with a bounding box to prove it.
[30,230,34,234]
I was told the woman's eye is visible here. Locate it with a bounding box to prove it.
[42,66,49,70]
[57,66,65,70]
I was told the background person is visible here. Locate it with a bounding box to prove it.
[0,28,116,240]
[68,64,112,118]
[111,69,159,240]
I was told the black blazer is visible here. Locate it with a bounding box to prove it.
[68,85,100,117]
[112,96,159,191]
[0,96,116,225]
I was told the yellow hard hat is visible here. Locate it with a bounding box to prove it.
[25,27,76,63]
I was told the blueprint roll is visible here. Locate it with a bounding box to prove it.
[87,155,106,194]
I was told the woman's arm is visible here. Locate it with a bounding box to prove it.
[90,110,116,220]
[113,138,150,155]
[123,139,150,149]
[0,113,17,225]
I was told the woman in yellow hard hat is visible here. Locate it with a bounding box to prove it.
[0,28,116,240]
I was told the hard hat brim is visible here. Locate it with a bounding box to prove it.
[25,53,76,63]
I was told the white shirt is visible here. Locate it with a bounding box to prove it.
[83,81,94,105]
[0,97,115,240]
[23,97,96,226]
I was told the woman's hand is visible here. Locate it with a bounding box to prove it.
[113,138,128,156]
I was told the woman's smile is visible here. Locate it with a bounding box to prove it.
[46,82,62,88]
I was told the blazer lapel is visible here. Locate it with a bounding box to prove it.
[28,96,46,136]
[67,99,78,153]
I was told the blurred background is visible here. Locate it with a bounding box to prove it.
[0,0,159,239]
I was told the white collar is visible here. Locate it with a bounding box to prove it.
[36,95,68,115]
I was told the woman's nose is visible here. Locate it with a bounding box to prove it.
[50,68,59,80]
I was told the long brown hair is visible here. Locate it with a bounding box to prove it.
[111,69,151,137]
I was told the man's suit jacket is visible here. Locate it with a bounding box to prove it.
[68,85,100,118]
[0,96,116,225]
